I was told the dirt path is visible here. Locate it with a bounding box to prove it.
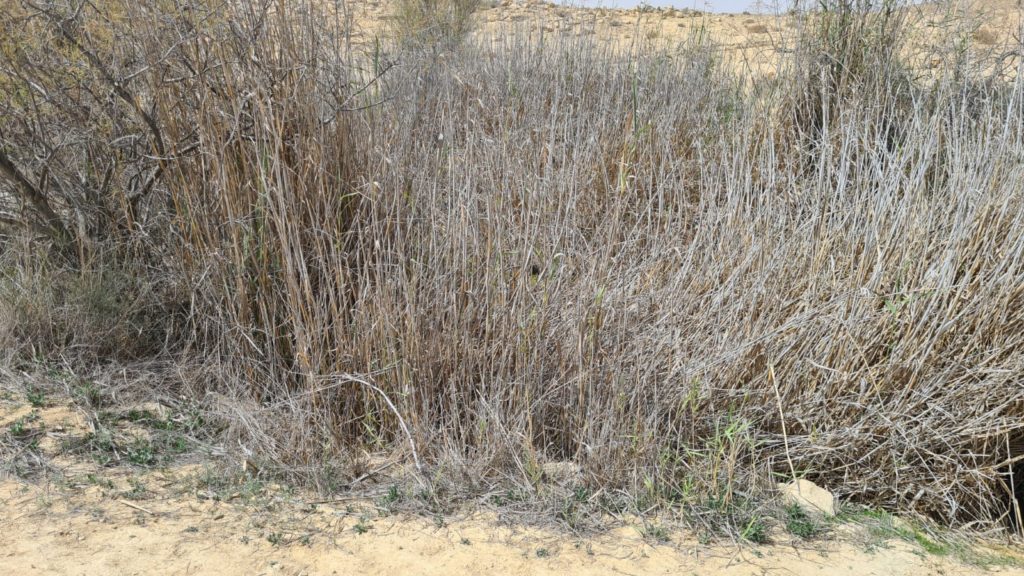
[2,383,1023,575]
[2,470,1022,576]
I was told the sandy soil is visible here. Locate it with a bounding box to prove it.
[2,398,1023,576]
[3,473,1022,576]
[339,0,1023,76]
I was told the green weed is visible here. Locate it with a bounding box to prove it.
[784,504,819,540]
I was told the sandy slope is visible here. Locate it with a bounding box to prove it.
[341,0,1023,73]
[319,0,1024,81]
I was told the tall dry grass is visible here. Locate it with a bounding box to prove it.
[1,0,1023,530]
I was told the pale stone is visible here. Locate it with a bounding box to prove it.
[541,461,582,485]
[126,401,169,419]
[778,479,836,517]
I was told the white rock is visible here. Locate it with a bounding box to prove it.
[541,461,582,485]
[778,479,836,517]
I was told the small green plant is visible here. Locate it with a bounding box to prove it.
[353,517,372,534]
[641,522,671,543]
[111,408,177,432]
[535,548,550,558]
[855,507,948,556]
[73,381,105,409]
[911,531,949,556]
[267,532,283,546]
[123,477,150,500]
[126,437,157,466]
[7,411,40,437]
[489,488,528,507]
[740,516,769,544]
[558,497,583,530]
[235,476,267,503]
[168,435,188,453]
[571,485,590,503]
[86,431,115,465]
[179,407,206,435]
[85,473,115,489]
[378,484,402,514]
[26,388,47,408]
[8,418,27,436]
[784,504,819,540]
[125,409,157,424]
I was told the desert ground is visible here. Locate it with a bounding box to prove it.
[339,0,1023,74]
[2,361,1021,572]
[2,404,1022,576]
[3,474,1021,576]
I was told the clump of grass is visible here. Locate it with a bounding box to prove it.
[391,0,480,48]
[846,507,1005,562]
[0,255,176,363]
[125,437,157,467]
[26,388,46,408]
[784,504,819,540]
[122,477,151,501]
[641,522,671,543]
[788,0,912,144]
[72,380,107,410]
[84,474,115,490]
[62,406,194,468]
[377,484,404,515]
[7,411,40,437]
[740,516,770,544]
[353,516,373,534]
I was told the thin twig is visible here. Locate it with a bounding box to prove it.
[1008,434,1022,534]
[769,362,797,484]
[332,374,425,480]
[118,500,156,516]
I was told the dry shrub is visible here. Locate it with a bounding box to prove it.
[390,0,480,47]
[0,250,172,362]
[319,30,1022,525]
[971,26,998,47]
[1,0,1023,530]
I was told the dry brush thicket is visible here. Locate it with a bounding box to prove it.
[1,0,1022,530]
